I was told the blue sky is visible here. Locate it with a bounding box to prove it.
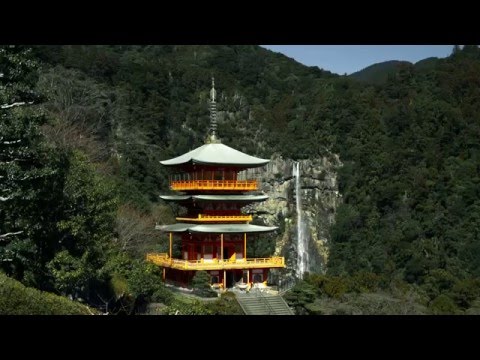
[261,45,454,75]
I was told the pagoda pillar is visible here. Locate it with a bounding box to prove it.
[169,232,173,259]
[244,232,247,260]
[220,233,224,261]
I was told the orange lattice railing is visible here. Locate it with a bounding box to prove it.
[146,253,285,270]
[170,180,258,191]
[176,214,253,223]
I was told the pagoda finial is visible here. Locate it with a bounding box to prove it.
[210,77,216,103]
[207,76,221,143]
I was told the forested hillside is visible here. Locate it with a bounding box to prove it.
[349,60,412,84]
[2,44,480,314]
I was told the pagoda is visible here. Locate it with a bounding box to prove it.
[146,78,284,289]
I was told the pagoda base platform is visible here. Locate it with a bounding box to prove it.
[162,267,271,289]
[146,253,284,270]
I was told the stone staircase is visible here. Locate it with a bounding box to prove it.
[236,291,294,315]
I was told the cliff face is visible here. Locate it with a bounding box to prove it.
[246,154,342,278]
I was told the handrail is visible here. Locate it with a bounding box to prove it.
[171,179,258,191]
[255,288,275,315]
[278,278,298,295]
[176,214,253,222]
[146,253,285,270]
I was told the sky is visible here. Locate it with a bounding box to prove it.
[261,45,454,75]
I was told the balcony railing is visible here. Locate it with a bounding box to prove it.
[146,253,285,270]
[170,180,258,191]
[176,214,253,223]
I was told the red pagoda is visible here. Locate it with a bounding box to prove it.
[147,78,284,289]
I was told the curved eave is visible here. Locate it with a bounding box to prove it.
[160,143,270,168]
[156,223,277,234]
[190,159,269,168]
[159,194,269,202]
[159,195,191,201]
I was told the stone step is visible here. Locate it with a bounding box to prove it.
[236,293,294,315]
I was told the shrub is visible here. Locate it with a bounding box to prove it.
[351,271,382,293]
[451,278,480,309]
[323,276,350,299]
[205,292,244,315]
[429,294,459,315]
[191,271,217,298]
[0,273,96,315]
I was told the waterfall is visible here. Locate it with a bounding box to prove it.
[293,162,308,279]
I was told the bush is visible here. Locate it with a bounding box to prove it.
[191,271,217,298]
[125,261,166,299]
[422,269,458,300]
[323,276,350,299]
[0,273,97,315]
[451,278,480,309]
[304,273,330,291]
[206,292,244,315]
[284,281,317,313]
[351,271,382,293]
[429,294,459,315]
[164,299,213,315]
[152,287,174,305]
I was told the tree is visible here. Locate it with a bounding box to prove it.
[46,151,118,300]
[0,45,58,283]
[192,270,217,297]
[452,45,461,55]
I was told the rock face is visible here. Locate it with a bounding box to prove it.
[245,153,342,279]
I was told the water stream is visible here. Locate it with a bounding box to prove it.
[293,162,309,279]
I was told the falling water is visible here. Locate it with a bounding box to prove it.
[293,162,308,279]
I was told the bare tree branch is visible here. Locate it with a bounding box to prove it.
[1,101,33,109]
[2,140,21,145]
[0,231,23,241]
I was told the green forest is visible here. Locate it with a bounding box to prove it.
[1,44,480,315]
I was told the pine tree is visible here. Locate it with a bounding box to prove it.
[0,46,57,283]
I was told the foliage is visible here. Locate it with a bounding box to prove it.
[350,271,383,293]
[428,294,459,315]
[163,298,213,315]
[0,45,58,284]
[125,260,173,305]
[43,151,118,300]
[191,270,217,298]
[284,280,317,314]
[0,272,96,315]
[322,276,350,299]
[5,44,480,313]
[450,278,480,309]
[205,292,244,315]
[350,60,413,85]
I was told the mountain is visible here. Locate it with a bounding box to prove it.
[414,56,440,70]
[349,60,412,84]
[3,44,480,314]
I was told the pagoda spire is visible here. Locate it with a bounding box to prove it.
[207,77,221,143]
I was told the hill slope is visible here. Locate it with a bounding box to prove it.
[349,60,412,84]
[4,44,480,313]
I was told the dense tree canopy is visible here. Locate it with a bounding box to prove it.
[2,44,480,314]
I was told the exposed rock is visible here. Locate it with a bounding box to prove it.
[246,153,342,279]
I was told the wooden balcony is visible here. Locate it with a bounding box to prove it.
[176,214,253,223]
[170,180,258,191]
[146,253,285,270]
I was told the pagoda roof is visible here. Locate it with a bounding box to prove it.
[156,223,277,233]
[159,194,269,202]
[160,143,269,168]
